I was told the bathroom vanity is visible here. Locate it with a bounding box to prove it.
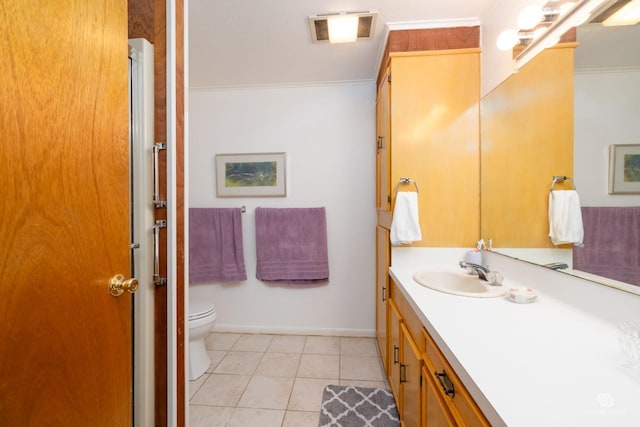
[383,248,640,426]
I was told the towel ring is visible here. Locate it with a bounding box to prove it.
[550,175,576,193]
[395,177,419,195]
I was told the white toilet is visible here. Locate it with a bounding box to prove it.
[188,297,217,380]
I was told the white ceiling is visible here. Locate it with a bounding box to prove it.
[188,0,496,89]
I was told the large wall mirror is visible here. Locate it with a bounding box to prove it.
[480,10,640,290]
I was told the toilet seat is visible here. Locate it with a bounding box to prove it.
[189,300,216,321]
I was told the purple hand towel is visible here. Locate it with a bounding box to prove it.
[573,207,640,286]
[189,208,247,283]
[255,207,329,285]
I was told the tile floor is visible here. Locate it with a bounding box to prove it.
[189,333,390,427]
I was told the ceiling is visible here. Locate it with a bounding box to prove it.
[188,0,496,89]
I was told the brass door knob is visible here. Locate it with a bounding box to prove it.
[109,274,139,296]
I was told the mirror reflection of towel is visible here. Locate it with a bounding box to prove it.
[390,192,422,246]
[548,190,584,246]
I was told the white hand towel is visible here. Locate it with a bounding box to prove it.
[548,190,584,246]
[390,192,422,245]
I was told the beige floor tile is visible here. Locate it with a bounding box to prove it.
[282,410,320,427]
[288,378,336,412]
[297,354,339,379]
[303,336,340,355]
[340,355,384,381]
[339,379,388,389]
[267,335,306,353]
[255,352,301,377]
[189,373,209,399]
[341,337,379,356]
[190,373,251,406]
[189,405,233,427]
[205,350,227,373]
[237,375,295,409]
[205,332,240,350]
[231,333,274,352]
[226,408,285,427]
[213,351,263,375]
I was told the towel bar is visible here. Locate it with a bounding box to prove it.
[395,177,419,195]
[550,175,576,192]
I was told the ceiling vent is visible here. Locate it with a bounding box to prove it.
[308,12,377,43]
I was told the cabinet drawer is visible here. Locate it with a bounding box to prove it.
[423,329,490,427]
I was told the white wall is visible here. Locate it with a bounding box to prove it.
[574,68,640,206]
[188,82,377,336]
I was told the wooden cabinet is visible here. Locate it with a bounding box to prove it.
[376,69,391,214]
[385,277,489,426]
[376,50,480,246]
[376,226,391,373]
[388,299,422,427]
[375,27,485,427]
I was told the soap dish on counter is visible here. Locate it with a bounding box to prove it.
[506,287,538,304]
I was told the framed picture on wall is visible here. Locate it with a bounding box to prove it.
[609,144,640,194]
[215,152,286,197]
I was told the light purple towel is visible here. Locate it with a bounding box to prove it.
[255,207,329,285]
[189,208,247,283]
[573,207,640,286]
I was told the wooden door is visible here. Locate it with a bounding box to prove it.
[388,299,403,409]
[376,226,390,374]
[0,2,132,425]
[376,68,391,213]
[422,365,456,427]
[400,324,422,427]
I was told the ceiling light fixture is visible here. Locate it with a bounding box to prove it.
[308,11,377,43]
[603,0,640,25]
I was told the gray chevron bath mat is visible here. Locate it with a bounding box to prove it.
[318,385,400,427]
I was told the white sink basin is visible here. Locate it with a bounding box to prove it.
[413,269,506,298]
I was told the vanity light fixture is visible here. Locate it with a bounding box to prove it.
[308,11,377,43]
[496,1,582,52]
[515,0,609,69]
[603,0,640,25]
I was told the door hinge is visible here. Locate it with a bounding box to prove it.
[387,73,391,83]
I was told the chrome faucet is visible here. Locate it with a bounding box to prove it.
[459,261,503,286]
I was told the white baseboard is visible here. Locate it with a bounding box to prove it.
[211,324,376,338]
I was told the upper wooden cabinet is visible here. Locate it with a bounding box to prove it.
[376,48,481,247]
[480,45,576,248]
[376,71,391,214]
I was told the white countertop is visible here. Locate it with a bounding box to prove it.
[389,248,640,426]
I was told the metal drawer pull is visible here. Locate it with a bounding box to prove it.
[435,370,455,397]
[393,345,399,364]
[400,364,407,383]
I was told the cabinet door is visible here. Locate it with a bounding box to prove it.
[388,298,402,406]
[400,323,422,427]
[422,365,456,427]
[376,226,390,373]
[376,68,391,212]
